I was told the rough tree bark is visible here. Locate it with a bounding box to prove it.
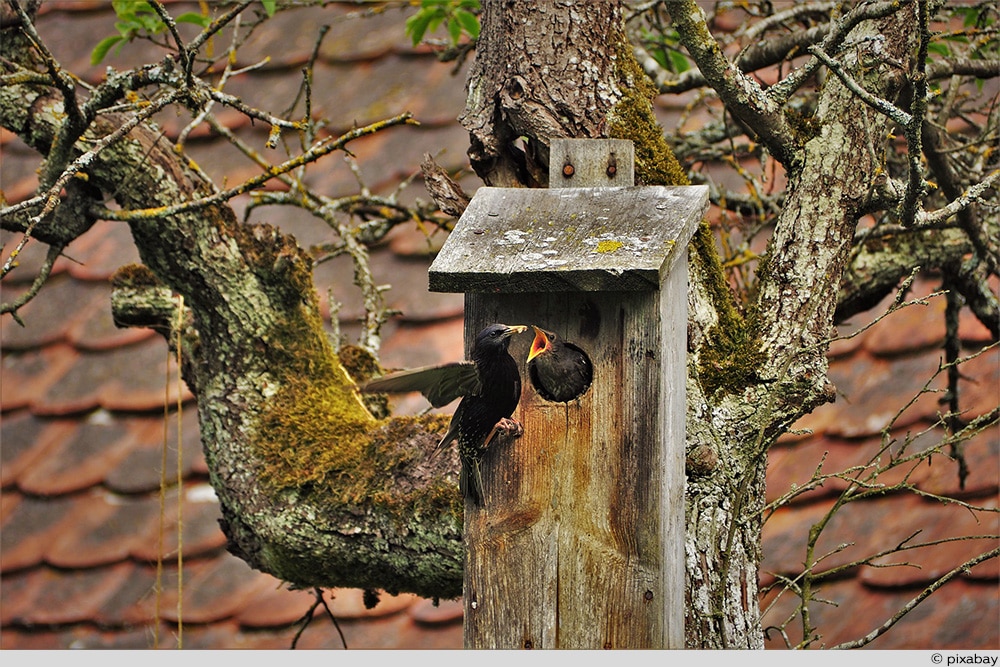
[457,0,920,649]
[1,2,465,600]
[4,0,981,651]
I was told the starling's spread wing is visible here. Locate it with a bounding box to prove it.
[360,361,482,408]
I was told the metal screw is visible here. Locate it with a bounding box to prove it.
[562,161,575,178]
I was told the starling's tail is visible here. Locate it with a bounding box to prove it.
[459,459,484,506]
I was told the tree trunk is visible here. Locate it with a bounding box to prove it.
[1,19,465,600]
[462,0,918,649]
[460,0,627,186]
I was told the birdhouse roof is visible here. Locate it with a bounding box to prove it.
[429,185,708,293]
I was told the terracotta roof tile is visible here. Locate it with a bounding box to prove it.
[372,252,465,324]
[63,220,143,282]
[6,562,135,627]
[3,1,995,652]
[91,562,161,627]
[918,425,999,499]
[103,410,205,495]
[864,285,949,355]
[794,350,946,440]
[234,582,322,628]
[130,484,230,563]
[16,415,146,496]
[761,577,999,649]
[379,317,465,372]
[410,596,465,626]
[33,340,193,416]
[0,127,39,171]
[856,495,998,586]
[0,492,78,573]
[768,422,998,508]
[0,344,79,413]
[65,293,155,352]
[0,563,49,625]
[953,348,1000,419]
[0,232,70,285]
[762,489,999,592]
[329,588,421,619]
[43,491,156,569]
[316,5,418,62]
[386,218,451,258]
[150,557,284,625]
[0,274,97,350]
[0,412,68,488]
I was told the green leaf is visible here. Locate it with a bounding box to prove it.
[261,0,276,17]
[406,1,479,46]
[113,20,134,38]
[646,46,666,70]
[114,0,154,23]
[454,8,479,40]
[176,12,211,28]
[425,13,445,36]
[447,16,461,44]
[136,12,163,33]
[90,35,124,65]
[668,50,690,74]
[926,42,950,57]
[405,11,434,46]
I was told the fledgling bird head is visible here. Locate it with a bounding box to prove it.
[526,325,555,363]
[525,325,593,402]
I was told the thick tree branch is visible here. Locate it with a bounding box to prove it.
[1,10,465,599]
[753,5,917,420]
[766,0,913,104]
[665,0,800,167]
[640,24,829,95]
[836,227,973,323]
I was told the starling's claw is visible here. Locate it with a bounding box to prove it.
[496,417,523,438]
[483,417,523,450]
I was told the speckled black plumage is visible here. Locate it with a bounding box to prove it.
[526,325,593,403]
[361,323,526,505]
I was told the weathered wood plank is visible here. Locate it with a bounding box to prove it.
[451,139,697,649]
[428,185,707,293]
[549,138,635,188]
[461,282,685,648]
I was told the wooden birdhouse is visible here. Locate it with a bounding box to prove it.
[428,139,708,649]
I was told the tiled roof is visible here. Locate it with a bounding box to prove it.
[2,1,997,651]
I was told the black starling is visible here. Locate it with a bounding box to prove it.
[526,325,593,402]
[360,323,527,506]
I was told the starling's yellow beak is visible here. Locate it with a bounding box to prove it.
[526,325,552,363]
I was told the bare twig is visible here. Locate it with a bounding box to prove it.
[92,113,418,222]
[0,88,183,279]
[830,546,1000,649]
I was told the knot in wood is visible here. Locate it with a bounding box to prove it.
[504,76,525,101]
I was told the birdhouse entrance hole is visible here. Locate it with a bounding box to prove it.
[526,324,594,402]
